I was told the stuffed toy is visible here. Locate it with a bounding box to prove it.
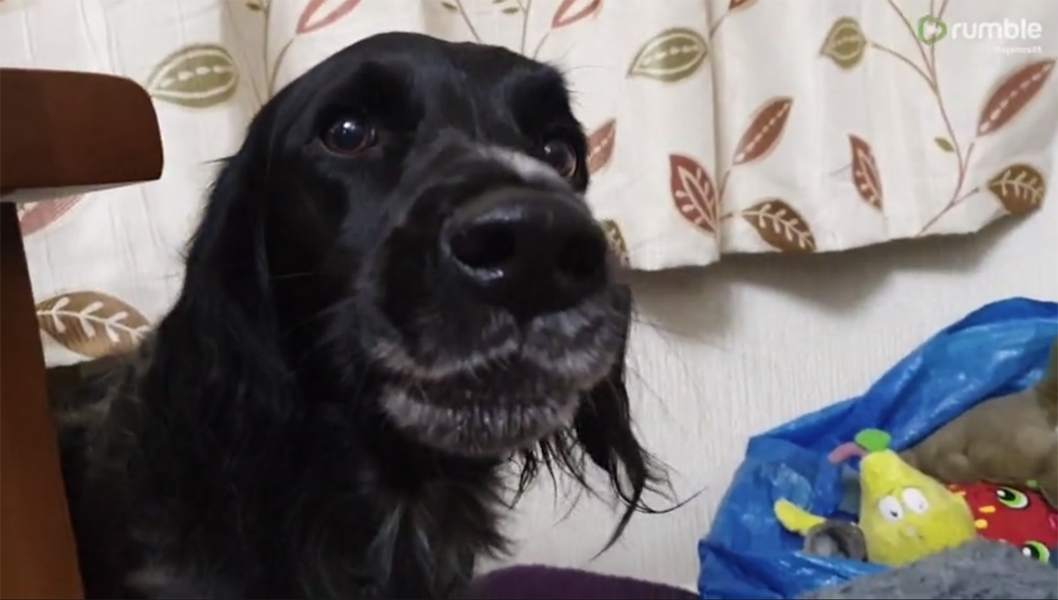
[947,481,1058,564]
[776,429,977,567]
[900,336,1058,508]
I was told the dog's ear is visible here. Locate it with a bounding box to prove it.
[516,287,670,550]
[138,114,297,432]
[571,315,669,549]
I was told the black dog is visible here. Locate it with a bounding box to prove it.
[55,32,666,599]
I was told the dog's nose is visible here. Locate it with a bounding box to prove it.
[442,188,610,317]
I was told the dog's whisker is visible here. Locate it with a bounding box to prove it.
[273,270,319,281]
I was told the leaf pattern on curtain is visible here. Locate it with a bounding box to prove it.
[0,0,1054,366]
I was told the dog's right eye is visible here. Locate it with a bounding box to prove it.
[321,116,377,156]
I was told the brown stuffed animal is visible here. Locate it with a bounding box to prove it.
[900,335,1058,507]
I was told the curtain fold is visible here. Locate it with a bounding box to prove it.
[268,0,1056,267]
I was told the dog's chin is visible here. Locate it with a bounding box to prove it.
[364,286,632,456]
[378,353,615,457]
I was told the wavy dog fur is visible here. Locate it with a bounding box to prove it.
[56,32,667,599]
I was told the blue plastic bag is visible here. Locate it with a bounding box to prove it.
[697,297,1058,600]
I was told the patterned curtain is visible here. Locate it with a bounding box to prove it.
[1,0,1055,366]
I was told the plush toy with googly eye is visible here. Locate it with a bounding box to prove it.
[775,428,979,567]
[947,481,1058,567]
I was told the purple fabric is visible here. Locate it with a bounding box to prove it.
[466,565,698,600]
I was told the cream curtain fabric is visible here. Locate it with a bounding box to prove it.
[1,0,1055,367]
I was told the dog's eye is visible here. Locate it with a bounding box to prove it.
[541,139,578,179]
[321,116,377,156]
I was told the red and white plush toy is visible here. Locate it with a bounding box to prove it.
[947,482,1058,565]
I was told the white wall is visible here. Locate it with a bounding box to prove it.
[498,161,1058,587]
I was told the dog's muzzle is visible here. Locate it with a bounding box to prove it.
[373,141,624,456]
[440,183,610,320]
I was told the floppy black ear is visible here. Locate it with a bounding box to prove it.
[517,287,669,550]
[571,312,669,549]
[137,116,298,444]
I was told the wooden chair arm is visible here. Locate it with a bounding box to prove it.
[0,68,163,600]
[0,68,163,200]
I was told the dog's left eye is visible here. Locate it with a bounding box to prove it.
[321,116,378,156]
[541,139,578,179]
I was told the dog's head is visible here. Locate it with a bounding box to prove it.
[168,31,663,539]
[231,32,632,455]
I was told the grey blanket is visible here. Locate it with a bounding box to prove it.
[799,539,1058,599]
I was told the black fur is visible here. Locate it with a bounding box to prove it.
[56,32,667,600]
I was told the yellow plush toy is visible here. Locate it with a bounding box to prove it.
[774,429,979,567]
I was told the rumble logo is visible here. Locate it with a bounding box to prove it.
[917,15,948,45]
[916,15,1044,48]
